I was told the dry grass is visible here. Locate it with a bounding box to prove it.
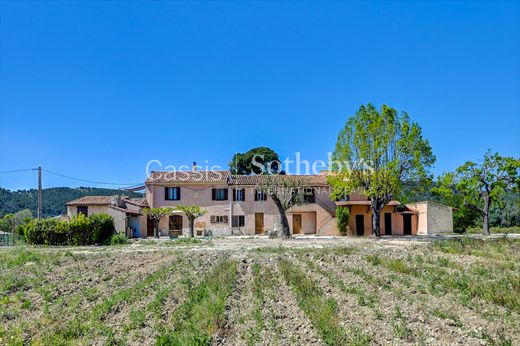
[0,237,518,345]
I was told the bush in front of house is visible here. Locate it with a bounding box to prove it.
[90,213,116,244]
[69,214,94,245]
[23,213,117,246]
[110,233,131,245]
[24,218,69,245]
[336,206,350,235]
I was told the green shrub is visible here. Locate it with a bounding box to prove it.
[89,214,115,243]
[23,213,116,246]
[465,226,520,234]
[110,233,130,245]
[336,206,350,235]
[24,218,68,245]
[69,214,93,245]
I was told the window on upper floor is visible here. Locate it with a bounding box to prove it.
[304,187,315,203]
[165,187,181,201]
[233,188,245,201]
[255,190,268,201]
[212,188,228,201]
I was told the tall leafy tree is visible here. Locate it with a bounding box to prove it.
[175,205,207,238]
[434,151,519,235]
[229,147,280,175]
[330,104,435,237]
[143,207,173,238]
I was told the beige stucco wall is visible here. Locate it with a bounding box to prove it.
[406,202,428,235]
[407,201,453,234]
[347,205,418,236]
[148,183,335,236]
[67,205,128,234]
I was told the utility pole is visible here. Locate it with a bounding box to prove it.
[37,166,42,219]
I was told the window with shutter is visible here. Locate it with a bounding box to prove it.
[255,190,267,201]
[211,215,228,223]
[213,188,227,201]
[165,187,181,200]
[234,188,245,201]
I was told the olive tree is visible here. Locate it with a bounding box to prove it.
[330,103,435,237]
[258,176,310,238]
[143,207,173,238]
[434,151,519,236]
[175,205,207,238]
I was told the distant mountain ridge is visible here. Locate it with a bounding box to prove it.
[0,187,142,218]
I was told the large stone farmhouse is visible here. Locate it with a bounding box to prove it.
[66,170,453,238]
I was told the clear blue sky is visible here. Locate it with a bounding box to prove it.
[1,1,519,190]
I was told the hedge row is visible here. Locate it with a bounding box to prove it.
[21,213,116,245]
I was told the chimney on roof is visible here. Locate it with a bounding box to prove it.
[192,162,197,171]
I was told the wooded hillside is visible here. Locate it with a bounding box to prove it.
[0,187,142,218]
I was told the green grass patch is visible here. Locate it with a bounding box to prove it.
[109,233,131,245]
[156,259,238,345]
[245,262,270,345]
[431,308,463,327]
[278,258,348,345]
[303,257,379,309]
[35,259,180,344]
[370,250,520,312]
[163,238,208,246]
[431,238,520,262]
[465,226,520,235]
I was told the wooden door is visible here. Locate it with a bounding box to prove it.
[292,214,302,234]
[169,215,183,230]
[355,215,365,236]
[255,213,264,234]
[403,214,412,235]
[384,213,392,235]
[147,216,154,237]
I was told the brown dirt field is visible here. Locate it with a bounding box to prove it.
[1,236,518,345]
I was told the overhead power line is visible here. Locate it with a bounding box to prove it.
[0,168,37,174]
[0,167,141,187]
[42,168,142,186]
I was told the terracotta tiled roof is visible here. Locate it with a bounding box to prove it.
[146,170,329,186]
[124,197,148,207]
[146,170,230,184]
[336,200,401,206]
[109,205,142,215]
[66,196,117,206]
[335,200,418,213]
[229,174,329,186]
[66,195,148,209]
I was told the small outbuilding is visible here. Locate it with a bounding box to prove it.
[66,195,148,238]
[405,201,454,235]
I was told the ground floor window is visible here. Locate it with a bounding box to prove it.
[232,215,245,227]
[210,215,229,223]
[77,206,88,216]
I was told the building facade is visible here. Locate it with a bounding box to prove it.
[66,170,454,237]
[145,170,337,237]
